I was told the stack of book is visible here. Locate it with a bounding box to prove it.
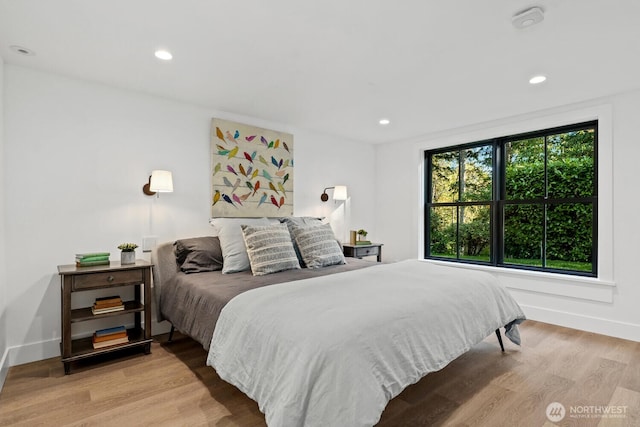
[355,240,372,245]
[92,325,129,349]
[92,296,124,315]
[76,252,110,267]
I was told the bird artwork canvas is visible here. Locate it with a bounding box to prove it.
[211,118,294,217]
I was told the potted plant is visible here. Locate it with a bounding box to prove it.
[118,243,138,265]
[357,229,368,241]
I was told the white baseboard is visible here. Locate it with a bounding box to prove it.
[521,304,640,342]
[4,319,173,369]
[0,347,9,393]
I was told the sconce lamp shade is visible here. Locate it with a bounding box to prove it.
[150,170,173,192]
[143,170,173,196]
[332,185,347,201]
[320,185,348,202]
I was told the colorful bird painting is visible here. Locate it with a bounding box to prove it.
[239,192,251,201]
[258,192,267,207]
[213,163,221,175]
[234,130,240,139]
[217,148,230,156]
[258,155,268,166]
[232,194,243,206]
[278,182,286,196]
[227,165,238,176]
[251,169,259,180]
[283,142,290,153]
[262,170,272,181]
[260,136,268,146]
[245,135,256,142]
[275,170,286,177]
[246,181,254,192]
[283,173,289,184]
[271,156,278,168]
[223,177,233,187]
[279,196,285,207]
[252,180,261,195]
[212,190,221,205]
[270,195,279,208]
[232,178,241,192]
[274,139,280,149]
[239,164,247,177]
[244,152,253,163]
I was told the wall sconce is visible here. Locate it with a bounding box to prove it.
[143,170,173,196]
[320,185,347,202]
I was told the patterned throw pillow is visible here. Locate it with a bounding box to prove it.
[241,224,301,276]
[280,217,324,267]
[211,217,276,274]
[291,223,346,269]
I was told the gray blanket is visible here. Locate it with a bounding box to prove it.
[151,241,377,349]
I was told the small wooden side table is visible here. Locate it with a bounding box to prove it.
[342,243,383,263]
[57,260,153,374]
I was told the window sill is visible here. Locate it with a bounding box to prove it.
[423,259,615,303]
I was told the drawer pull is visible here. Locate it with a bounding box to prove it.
[107,276,115,282]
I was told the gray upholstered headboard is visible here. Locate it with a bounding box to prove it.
[151,242,179,323]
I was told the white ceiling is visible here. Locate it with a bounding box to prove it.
[1,0,639,144]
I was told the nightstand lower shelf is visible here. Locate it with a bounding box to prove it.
[62,327,152,373]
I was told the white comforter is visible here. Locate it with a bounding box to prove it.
[206,260,525,427]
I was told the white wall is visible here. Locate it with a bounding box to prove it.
[2,65,375,366]
[375,92,640,342]
[0,55,8,387]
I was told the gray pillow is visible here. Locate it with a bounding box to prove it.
[291,223,346,269]
[280,217,323,267]
[174,237,223,274]
[241,224,301,276]
[211,217,278,274]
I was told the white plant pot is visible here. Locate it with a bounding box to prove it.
[121,251,136,265]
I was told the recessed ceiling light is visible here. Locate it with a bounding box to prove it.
[379,118,391,126]
[154,50,173,61]
[529,75,547,85]
[10,45,35,56]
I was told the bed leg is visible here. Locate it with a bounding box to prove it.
[168,324,175,342]
[495,329,505,352]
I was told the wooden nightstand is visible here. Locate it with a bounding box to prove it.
[342,243,383,263]
[57,260,153,374]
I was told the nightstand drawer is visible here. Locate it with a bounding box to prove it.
[73,269,143,290]
[354,246,379,257]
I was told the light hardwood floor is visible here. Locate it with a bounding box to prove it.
[0,320,639,426]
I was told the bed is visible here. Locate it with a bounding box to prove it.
[152,222,525,427]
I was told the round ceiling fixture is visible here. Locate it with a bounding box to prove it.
[10,45,35,56]
[378,118,391,126]
[529,75,547,85]
[512,7,544,29]
[154,50,173,60]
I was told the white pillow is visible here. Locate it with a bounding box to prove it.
[210,217,278,273]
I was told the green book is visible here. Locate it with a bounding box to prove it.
[76,252,110,260]
[355,241,372,245]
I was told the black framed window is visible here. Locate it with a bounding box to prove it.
[425,121,597,277]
